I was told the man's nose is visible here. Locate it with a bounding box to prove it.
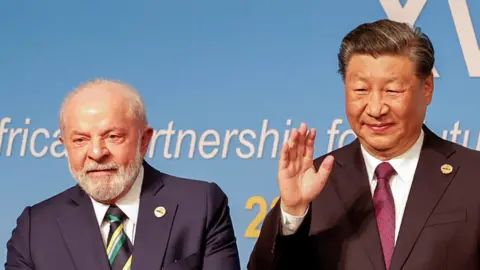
[87,140,109,162]
[366,91,389,118]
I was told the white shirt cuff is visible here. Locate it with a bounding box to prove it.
[280,204,309,235]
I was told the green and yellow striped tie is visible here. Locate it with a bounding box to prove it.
[105,205,133,270]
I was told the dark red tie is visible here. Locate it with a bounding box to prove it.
[373,162,396,269]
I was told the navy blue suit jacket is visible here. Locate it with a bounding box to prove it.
[5,161,241,270]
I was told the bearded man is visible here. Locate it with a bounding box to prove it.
[5,79,241,270]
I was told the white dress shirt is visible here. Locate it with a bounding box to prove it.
[281,130,425,245]
[90,165,144,246]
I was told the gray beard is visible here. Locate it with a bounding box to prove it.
[67,147,143,202]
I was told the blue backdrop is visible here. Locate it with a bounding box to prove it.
[1,0,479,268]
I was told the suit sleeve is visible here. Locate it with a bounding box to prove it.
[5,207,35,270]
[202,183,241,270]
[247,200,313,270]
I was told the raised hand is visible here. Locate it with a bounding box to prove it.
[278,123,334,216]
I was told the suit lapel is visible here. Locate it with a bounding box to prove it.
[57,186,111,270]
[131,162,179,270]
[332,141,387,270]
[390,127,459,270]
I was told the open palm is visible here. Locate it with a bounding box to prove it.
[278,123,334,216]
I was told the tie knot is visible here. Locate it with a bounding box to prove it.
[375,162,395,181]
[105,205,127,223]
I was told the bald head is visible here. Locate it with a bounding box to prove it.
[59,79,147,133]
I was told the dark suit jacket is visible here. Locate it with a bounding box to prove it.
[5,161,240,270]
[248,126,480,270]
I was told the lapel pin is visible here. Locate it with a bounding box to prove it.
[154,206,166,218]
[441,164,453,175]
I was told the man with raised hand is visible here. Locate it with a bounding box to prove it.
[248,19,480,270]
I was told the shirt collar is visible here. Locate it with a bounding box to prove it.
[361,129,424,184]
[90,165,144,226]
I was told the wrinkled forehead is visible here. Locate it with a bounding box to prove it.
[345,54,417,83]
[63,88,134,133]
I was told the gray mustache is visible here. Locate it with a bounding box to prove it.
[83,163,120,173]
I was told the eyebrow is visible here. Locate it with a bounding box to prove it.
[349,74,403,84]
[103,127,127,133]
[347,74,369,83]
[69,127,128,137]
[70,130,89,136]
